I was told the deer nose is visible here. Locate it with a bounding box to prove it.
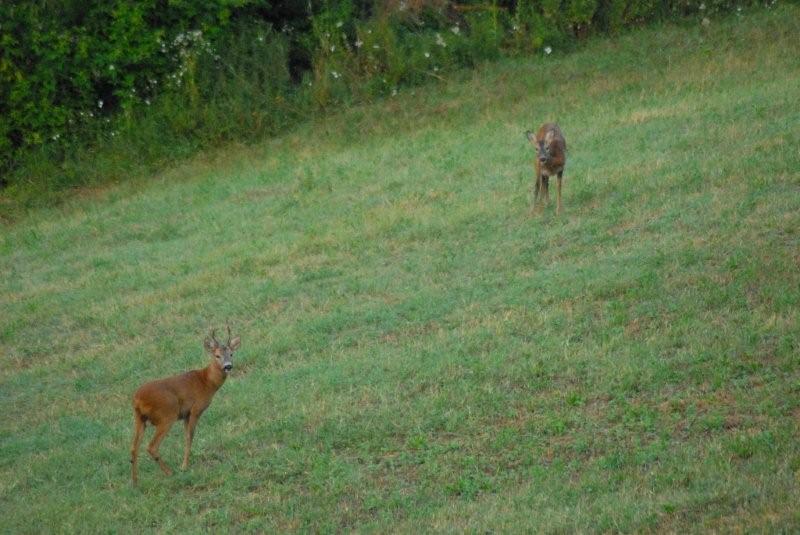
[223,364,233,372]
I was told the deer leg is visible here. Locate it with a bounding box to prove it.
[532,170,545,215]
[181,412,200,471]
[131,410,146,485]
[557,172,563,215]
[147,418,176,476]
[543,176,550,204]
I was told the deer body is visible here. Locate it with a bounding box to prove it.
[130,328,240,485]
[525,123,567,214]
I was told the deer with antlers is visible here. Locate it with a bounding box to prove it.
[130,327,240,485]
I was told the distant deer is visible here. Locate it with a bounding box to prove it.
[130,327,240,485]
[525,123,567,214]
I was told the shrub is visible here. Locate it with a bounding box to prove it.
[0,0,763,205]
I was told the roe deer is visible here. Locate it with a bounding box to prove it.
[525,123,567,215]
[130,327,240,485]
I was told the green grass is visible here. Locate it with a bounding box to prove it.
[2,5,800,532]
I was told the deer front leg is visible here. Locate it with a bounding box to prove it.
[181,411,201,470]
[543,175,550,204]
[532,171,543,215]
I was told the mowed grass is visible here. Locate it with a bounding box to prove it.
[2,5,800,532]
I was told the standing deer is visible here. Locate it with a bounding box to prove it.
[525,123,567,214]
[130,327,240,485]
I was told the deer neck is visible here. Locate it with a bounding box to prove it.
[201,363,227,392]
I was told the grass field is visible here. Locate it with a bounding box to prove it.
[2,5,800,532]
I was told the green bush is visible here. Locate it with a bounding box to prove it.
[0,1,271,169]
[1,0,765,204]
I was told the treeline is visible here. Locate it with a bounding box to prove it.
[0,0,756,204]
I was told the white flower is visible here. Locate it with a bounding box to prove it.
[436,33,446,47]
[258,35,265,42]
[702,17,711,26]
[433,66,439,72]
[451,25,460,35]
[355,40,363,48]
[512,24,519,31]
[97,99,104,109]
[373,44,379,49]
[336,21,343,28]
[52,133,60,141]
[424,52,430,58]
[108,64,115,71]
[544,46,552,55]
[699,2,705,9]
[331,70,340,79]
[391,88,397,96]
[145,99,151,106]
[330,45,336,52]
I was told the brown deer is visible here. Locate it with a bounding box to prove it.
[130,327,240,485]
[525,123,567,214]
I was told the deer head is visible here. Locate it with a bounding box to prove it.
[526,129,554,164]
[203,326,241,373]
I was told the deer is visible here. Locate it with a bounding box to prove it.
[130,327,240,485]
[525,123,567,215]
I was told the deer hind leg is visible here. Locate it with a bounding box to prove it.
[556,172,563,215]
[131,410,146,485]
[147,417,176,476]
[181,411,200,471]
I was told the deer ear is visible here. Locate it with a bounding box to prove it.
[525,130,535,143]
[229,336,241,351]
[204,337,218,353]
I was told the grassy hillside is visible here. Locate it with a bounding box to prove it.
[1,5,799,532]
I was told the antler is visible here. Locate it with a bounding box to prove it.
[210,328,220,346]
[226,324,232,346]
